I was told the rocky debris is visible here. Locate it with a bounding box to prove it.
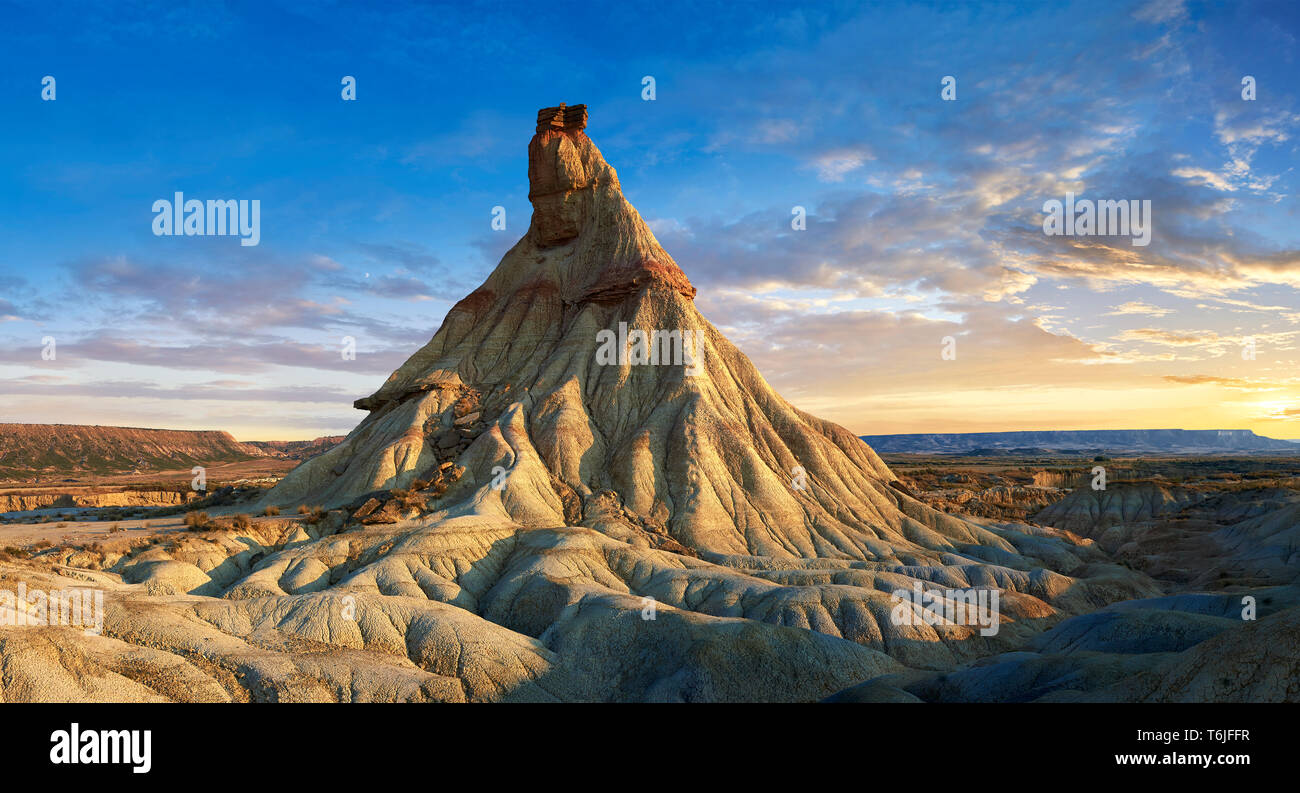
[352,497,399,525]
[426,394,488,462]
[348,465,465,525]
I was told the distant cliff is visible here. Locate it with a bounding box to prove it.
[0,423,279,478]
[860,429,1300,455]
[244,436,345,460]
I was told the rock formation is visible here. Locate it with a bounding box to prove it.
[264,105,1003,568]
[0,107,1215,702]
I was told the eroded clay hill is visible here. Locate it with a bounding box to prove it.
[1,106,1215,702]
[266,104,989,564]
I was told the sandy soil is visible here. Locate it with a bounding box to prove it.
[0,510,297,550]
[0,514,189,547]
[0,457,300,490]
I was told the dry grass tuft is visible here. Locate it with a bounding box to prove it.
[184,511,214,531]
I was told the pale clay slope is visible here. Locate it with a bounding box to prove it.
[8,118,1282,702]
[1035,483,1300,585]
[831,589,1300,703]
[827,486,1300,702]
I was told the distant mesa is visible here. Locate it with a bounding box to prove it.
[244,436,346,461]
[0,423,342,478]
[859,429,1299,455]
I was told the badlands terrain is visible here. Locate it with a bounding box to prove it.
[0,425,341,522]
[0,423,342,482]
[861,428,1299,455]
[2,106,1297,702]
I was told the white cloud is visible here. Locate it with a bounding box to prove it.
[1171,166,1236,192]
[808,146,873,182]
[1106,301,1174,317]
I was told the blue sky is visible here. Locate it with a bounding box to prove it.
[0,0,1297,439]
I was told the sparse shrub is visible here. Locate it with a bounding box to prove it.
[263,505,281,516]
[232,513,252,531]
[410,479,429,491]
[57,522,68,528]
[304,506,327,525]
[108,523,120,533]
[34,540,52,549]
[183,511,213,531]
[297,504,311,515]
